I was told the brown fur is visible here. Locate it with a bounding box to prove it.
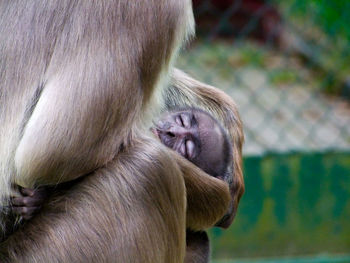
[185,230,210,263]
[0,1,244,261]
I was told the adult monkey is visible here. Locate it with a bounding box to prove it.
[0,0,194,227]
[0,0,244,262]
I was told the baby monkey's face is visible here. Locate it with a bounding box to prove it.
[153,108,225,177]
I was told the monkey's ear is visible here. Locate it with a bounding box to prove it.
[170,152,231,231]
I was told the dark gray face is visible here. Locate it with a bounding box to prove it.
[153,108,227,178]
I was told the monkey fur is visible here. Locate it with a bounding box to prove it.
[0,70,244,262]
[0,1,244,262]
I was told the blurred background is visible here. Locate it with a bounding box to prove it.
[177,0,350,262]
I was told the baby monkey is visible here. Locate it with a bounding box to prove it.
[12,107,232,220]
[154,107,233,263]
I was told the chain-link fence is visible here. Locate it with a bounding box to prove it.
[178,0,350,156]
[178,1,350,261]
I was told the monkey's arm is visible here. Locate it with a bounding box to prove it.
[11,154,231,232]
[171,152,231,231]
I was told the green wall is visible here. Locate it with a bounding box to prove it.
[210,152,350,259]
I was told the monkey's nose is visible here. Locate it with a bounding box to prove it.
[166,131,175,138]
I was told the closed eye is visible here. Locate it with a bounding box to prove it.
[175,115,184,127]
[180,113,191,128]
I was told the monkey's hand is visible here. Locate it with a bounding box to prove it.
[11,186,49,220]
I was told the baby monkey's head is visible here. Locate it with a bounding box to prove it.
[153,107,232,179]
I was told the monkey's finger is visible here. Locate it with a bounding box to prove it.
[11,206,38,218]
[11,196,42,207]
[19,187,36,197]
[22,186,50,199]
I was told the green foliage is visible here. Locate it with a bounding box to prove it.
[286,0,350,41]
[269,69,299,86]
[279,0,350,95]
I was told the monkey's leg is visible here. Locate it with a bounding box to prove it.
[1,0,194,196]
[0,138,186,263]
